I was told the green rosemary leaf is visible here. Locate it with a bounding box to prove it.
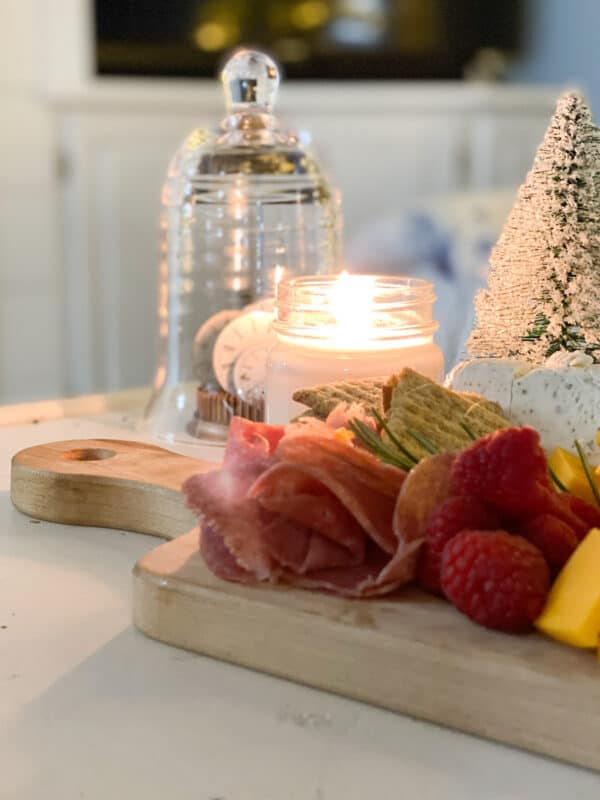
[407,428,438,455]
[548,466,568,493]
[459,420,477,441]
[347,418,382,449]
[574,440,600,508]
[347,418,383,452]
[347,419,413,471]
[368,407,419,465]
[379,452,414,471]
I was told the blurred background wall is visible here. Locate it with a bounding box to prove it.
[507,0,600,113]
[0,0,596,404]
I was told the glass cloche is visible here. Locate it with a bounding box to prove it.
[144,48,342,445]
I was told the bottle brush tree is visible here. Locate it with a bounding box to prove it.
[468,92,600,363]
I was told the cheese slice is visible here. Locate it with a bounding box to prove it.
[512,366,600,460]
[535,528,600,648]
[447,357,600,465]
[445,357,529,414]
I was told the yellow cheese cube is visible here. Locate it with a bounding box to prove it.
[536,528,600,648]
[548,447,598,505]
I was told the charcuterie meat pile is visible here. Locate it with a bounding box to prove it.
[184,416,427,598]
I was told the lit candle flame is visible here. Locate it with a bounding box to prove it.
[327,271,377,347]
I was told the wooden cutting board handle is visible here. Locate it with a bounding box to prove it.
[10,439,213,539]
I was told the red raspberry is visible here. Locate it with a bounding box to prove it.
[519,514,578,572]
[441,530,550,633]
[501,491,588,538]
[555,493,600,540]
[452,427,553,517]
[418,496,499,595]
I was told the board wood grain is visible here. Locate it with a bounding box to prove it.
[10,438,212,537]
[11,438,600,772]
[134,531,600,773]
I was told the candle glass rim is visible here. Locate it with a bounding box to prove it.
[277,272,435,298]
[273,273,439,342]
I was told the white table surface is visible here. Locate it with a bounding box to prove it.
[1,402,600,799]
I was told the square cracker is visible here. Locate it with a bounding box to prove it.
[292,377,385,420]
[383,368,511,461]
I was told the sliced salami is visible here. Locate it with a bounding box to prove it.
[261,516,364,574]
[248,464,366,555]
[277,434,406,499]
[224,416,285,475]
[185,468,275,579]
[184,417,287,580]
[200,524,255,584]
[183,416,420,598]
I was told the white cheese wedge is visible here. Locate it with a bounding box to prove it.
[446,354,600,465]
[445,357,530,414]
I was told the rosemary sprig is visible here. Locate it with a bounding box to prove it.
[368,407,419,465]
[574,440,600,508]
[347,419,414,471]
[346,418,382,454]
[407,428,438,455]
[548,466,567,493]
[460,420,477,441]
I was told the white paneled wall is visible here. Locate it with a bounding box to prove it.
[0,2,64,403]
[59,110,205,395]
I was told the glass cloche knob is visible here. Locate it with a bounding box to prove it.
[221,49,280,112]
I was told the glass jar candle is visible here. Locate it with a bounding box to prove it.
[265,274,443,423]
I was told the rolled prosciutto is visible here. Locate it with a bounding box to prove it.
[183,417,423,598]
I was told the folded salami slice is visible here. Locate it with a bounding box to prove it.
[184,418,285,578]
[183,417,419,598]
[248,465,366,560]
[223,416,285,478]
[200,523,255,584]
[271,437,400,554]
[185,468,277,579]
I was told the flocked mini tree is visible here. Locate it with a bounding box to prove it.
[468,92,600,364]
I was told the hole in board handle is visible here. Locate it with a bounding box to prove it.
[62,448,116,462]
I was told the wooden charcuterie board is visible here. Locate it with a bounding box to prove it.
[10,438,206,538]
[10,439,600,772]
